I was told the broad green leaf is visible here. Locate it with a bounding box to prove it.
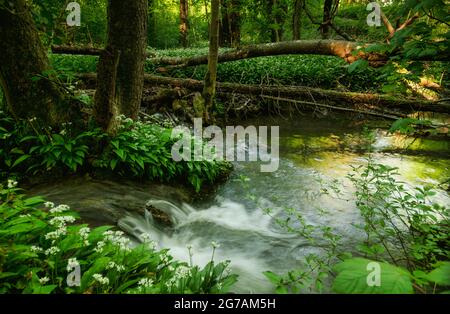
[333,258,414,294]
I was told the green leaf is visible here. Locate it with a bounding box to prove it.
[33,285,57,294]
[425,262,450,286]
[332,258,414,294]
[348,59,369,74]
[263,271,282,285]
[12,154,30,168]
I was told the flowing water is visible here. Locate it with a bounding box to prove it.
[29,115,450,293]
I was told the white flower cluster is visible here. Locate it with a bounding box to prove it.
[45,246,60,256]
[45,226,67,240]
[39,276,50,285]
[31,246,43,253]
[160,251,170,264]
[106,261,125,272]
[67,258,80,272]
[103,231,131,252]
[44,202,55,209]
[49,215,76,227]
[92,274,109,286]
[138,278,154,288]
[165,266,191,289]
[140,233,158,250]
[211,241,220,249]
[7,179,18,189]
[79,227,90,246]
[94,241,106,253]
[175,266,190,279]
[49,204,70,214]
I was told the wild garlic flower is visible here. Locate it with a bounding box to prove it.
[211,241,220,249]
[49,204,70,214]
[138,278,154,288]
[49,215,76,227]
[67,258,80,272]
[79,227,90,245]
[31,246,43,253]
[7,179,18,189]
[106,262,125,272]
[140,233,151,243]
[45,227,67,240]
[103,231,131,252]
[39,277,50,285]
[45,246,60,256]
[44,202,55,209]
[92,274,109,286]
[174,266,190,279]
[95,241,106,253]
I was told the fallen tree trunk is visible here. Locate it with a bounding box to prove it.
[51,45,104,56]
[51,45,154,58]
[53,40,449,68]
[152,40,449,68]
[77,73,450,114]
[152,40,383,67]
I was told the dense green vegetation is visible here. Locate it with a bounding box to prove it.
[0,0,449,299]
[0,111,229,192]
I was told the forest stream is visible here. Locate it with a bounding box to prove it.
[27,115,450,293]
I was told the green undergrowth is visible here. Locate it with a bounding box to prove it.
[0,112,230,193]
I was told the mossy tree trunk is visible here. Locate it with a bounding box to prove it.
[0,0,82,128]
[202,0,220,122]
[94,0,148,131]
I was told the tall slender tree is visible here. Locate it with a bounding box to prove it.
[292,0,303,40]
[202,0,220,122]
[220,0,241,48]
[94,0,148,132]
[179,0,189,48]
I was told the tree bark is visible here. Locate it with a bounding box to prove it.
[220,0,241,48]
[322,0,333,39]
[179,0,189,48]
[0,0,82,127]
[292,0,303,40]
[94,0,148,131]
[202,0,220,121]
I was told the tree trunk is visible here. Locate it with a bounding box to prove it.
[220,0,241,48]
[292,0,303,40]
[229,0,241,48]
[219,0,231,47]
[202,0,220,121]
[322,0,333,39]
[153,40,386,68]
[94,0,148,131]
[180,0,189,48]
[0,0,81,127]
